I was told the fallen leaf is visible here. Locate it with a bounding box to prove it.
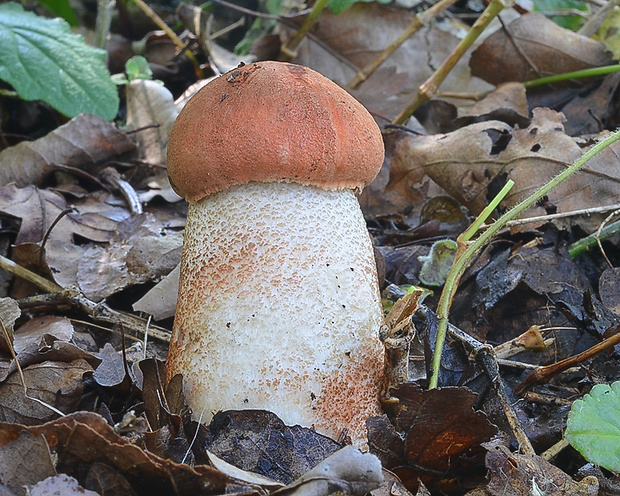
[369,384,496,493]
[0,430,55,496]
[0,359,93,424]
[470,13,613,85]
[0,114,135,188]
[0,412,256,495]
[385,108,620,219]
[125,79,179,167]
[484,443,599,495]
[198,409,342,484]
[28,474,100,496]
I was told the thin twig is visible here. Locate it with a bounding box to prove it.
[0,254,171,343]
[393,0,513,124]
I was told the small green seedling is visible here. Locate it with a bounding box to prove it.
[566,382,620,472]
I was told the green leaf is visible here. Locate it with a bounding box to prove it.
[328,0,390,15]
[532,0,588,30]
[0,2,119,120]
[566,382,620,472]
[36,0,78,26]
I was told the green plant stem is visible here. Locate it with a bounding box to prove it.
[348,0,459,89]
[281,0,329,59]
[524,64,620,88]
[461,180,514,241]
[429,128,620,389]
[568,218,620,257]
[393,0,512,125]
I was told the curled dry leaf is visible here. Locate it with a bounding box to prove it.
[0,114,135,188]
[385,108,620,220]
[12,315,74,354]
[470,13,613,85]
[125,79,179,167]
[0,412,251,496]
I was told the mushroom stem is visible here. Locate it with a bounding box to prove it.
[166,181,385,445]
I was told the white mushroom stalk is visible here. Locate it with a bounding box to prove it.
[165,61,386,446]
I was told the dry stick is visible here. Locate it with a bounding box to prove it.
[132,0,204,79]
[429,129,620,390]
[515,330,620,395]
[475,348,535,455]
[348,0,460,89]
[416,306,535,454]
[0,254,171,343]
[393,0,513,125]
[281,0,329,59]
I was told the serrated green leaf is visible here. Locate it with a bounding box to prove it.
[0,2,119,120]
[566,382,620,472]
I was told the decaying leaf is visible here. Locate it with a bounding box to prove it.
[125,79,179,167]
[485,443,599,495]
[0,359,93,424]
[0,429,55,496]
[385,108,620,219]
[470,13,613,85]
[368,384,496,493]
[0,412,248,496]
[0,114,135,187]
[198,409,342,484]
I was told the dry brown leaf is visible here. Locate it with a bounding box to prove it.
[470,13,613,85]
[0,359,93,424]
[0,114,136,188]
[485,444,599,495]
[386,108,620,218]
[132,263,180,320]
[0,412,251,495]
[0,430,55,496]
[13,316,74,354]
[289,3,492,122]
[76,214,182,301]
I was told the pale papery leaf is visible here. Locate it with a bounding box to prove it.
[125,79,179,167]
[386,108,620,219]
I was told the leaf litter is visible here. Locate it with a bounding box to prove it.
[0,2,619,495]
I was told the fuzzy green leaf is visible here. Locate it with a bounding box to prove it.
[0,2,119,120]
[566,382,620,472]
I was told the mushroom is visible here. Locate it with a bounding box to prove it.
[165,61,385,446]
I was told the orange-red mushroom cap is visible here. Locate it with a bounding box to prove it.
[167,61,385,203]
